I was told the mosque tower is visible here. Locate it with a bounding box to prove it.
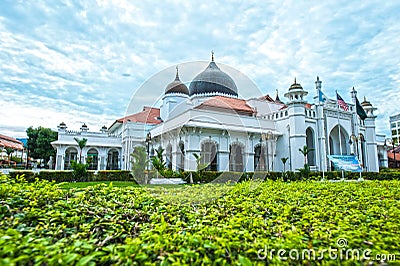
[284,78,308,171]
[160,66,190,121]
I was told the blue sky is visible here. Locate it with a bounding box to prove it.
[1,0,399,138]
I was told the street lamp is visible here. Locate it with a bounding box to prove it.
[266,131,273,171]
[145,132,152,183]
[393,139,397,168]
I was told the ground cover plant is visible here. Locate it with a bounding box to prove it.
[0,174,399,265]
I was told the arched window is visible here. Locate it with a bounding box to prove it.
[229,142,244,172]
[306,128,316,166]
[254,144,266,171]
[201,141,218,171]
[107,149,119,170]
[166,144,172,170]
[177,141,185,171]
[64,147,78,170]
[87,148,98,170]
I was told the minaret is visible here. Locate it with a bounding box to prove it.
[160,66,190,121]
[284,78,308,171]
[275,89,283,104]
[361,97,379,172]
[315,76,322,91]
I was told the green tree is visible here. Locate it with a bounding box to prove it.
[193,153,208,172]
[70,160,88,182]
[299,145,314,165]
[5,147,14,165]
[281,157,289,172]
[130,146,147,181]
[151,147,166,175]
[298,145,314,179]
[74,138,88,163]
[26,126,58,163]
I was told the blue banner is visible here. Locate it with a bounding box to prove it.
[327,155,362,172]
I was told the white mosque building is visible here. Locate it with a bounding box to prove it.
[52,55,388,172]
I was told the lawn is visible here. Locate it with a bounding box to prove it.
[59,181,140,189]
[0,174,399,265]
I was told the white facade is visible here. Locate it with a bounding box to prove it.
[52,58,387,173]
[52,124,122,170]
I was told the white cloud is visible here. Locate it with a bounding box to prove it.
[0,0,399,138]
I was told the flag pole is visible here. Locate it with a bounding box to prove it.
[336,90,344,180]
[336,91,343,156]
[320,89,326,180]
[316,77,326,180]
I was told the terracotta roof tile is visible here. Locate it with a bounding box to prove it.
[116,107,161,125]
[0,134,24,150]
[196,96,255,114]
[258,94,275,102]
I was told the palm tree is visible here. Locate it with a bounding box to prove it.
[298,145,314,165]
[0,146,4,160]
[151,147,166,174]
[130,146,148,180]
[74,138,87,163]
[281,157,289,172]
[5,147,14,166]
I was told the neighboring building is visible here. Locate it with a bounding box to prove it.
[387,146,400,168]
[52,54,387,172]
[51,123,121,170]
[390,113,400,146]
[0,134,24,161]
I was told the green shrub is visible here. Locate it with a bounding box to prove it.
[95,170,134,182]
[8,171,37,182]
[0,175,399,264]
[70,160,89,181]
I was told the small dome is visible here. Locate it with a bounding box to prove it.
[288,78,304,91]
[361,96,372,107]
[165,67,189,95]
[189,52,238,97]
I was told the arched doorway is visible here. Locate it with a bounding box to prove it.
[254,144,266,171]
[329,125,349,155]
[306,127,316,166]
[64,147,78,170]
[201,140,218,171]
[87,148,98,170]
[107,149,119,170]
[229,142,244,172]
[359,134,366,167]
[166,144,172,170]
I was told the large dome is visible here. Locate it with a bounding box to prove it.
[189,57,238,97]
[165,67,189,95]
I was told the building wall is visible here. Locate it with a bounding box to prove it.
[51,128,122,170]
[390,113,400,145]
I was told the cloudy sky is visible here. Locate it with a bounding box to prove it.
[1,0,399,138]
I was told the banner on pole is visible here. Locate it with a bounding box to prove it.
[327,155,362,172]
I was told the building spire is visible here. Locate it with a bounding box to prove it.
[211,50,214,62]
[275,89,282,103]
[294,77,297,84]
[175,65,179,80]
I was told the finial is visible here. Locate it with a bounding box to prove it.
[317,76,319,81]
[211,50,214,62]
[352,86,355,91]
[294,77,297,84]
[276,89,279,96]
[175,65,179,80]
[364,96,367,102]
